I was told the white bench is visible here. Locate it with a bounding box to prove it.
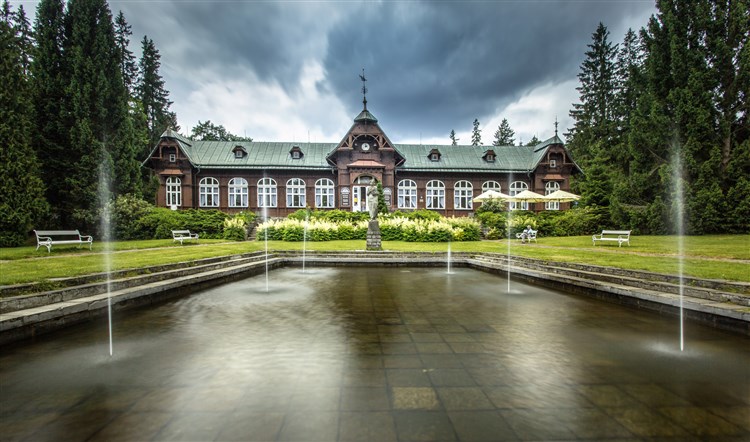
[516,229,537,243]
[172,230,199,245]
[34,230,93,253]
[592,230,631,247]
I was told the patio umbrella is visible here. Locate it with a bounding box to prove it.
[507,189,547,202]
[543,189,581,202]
[472,189,511,203]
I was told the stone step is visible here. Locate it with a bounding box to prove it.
[0,252,268,314]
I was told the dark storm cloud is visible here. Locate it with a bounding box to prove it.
[103,0,654,140]
[322,1,654,138]
[116,0,337,90]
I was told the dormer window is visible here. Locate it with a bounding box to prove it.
[232,145,247,159]
[289,145,304,160]
[428,148,441,162]
[483,149,496,162]
[549,159,557,168]
[169,153,176,162]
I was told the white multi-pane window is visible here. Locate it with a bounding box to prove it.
[258,178,277,208]
[545,181,561,211]
[228,178,248,208]
[397,179,417,209]
[286,178,306,208]
[166,177,181,207]
[454,180,473,210]
[426,180,445,209]
[509,181,529,210]
[199,177,219,207]
[482,181,501,192]
[315,178,335,208]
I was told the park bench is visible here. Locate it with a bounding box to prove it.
[34,230,93,253]
[592,230,631,247]
[172,229,199,245]
[516,229,537,243]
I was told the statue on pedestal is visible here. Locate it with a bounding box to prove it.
[367,181,379,220]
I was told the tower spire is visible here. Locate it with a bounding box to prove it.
[359,68,368,110]
[554,116,559,137]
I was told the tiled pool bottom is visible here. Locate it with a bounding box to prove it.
[1,267,748,441]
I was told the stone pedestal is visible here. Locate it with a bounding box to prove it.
[366,219,382,251]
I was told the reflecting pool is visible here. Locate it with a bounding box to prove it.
[1,267,749,441]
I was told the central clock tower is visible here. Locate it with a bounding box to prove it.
[326,70,403,213]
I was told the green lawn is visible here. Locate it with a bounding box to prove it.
[0,235,748,286]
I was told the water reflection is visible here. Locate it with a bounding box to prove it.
[1,267,748,441]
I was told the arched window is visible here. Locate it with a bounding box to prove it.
[258,178,277,208]
[426,180,445,209]
[286,178,306,208]
[482,181,501,192]
[315,178,335,208]
[398,179,417,209]
[166,177,181,207]
[228,178,248,208]
[509,181,529,210]
[199,177,219,207]
[454,180,473,210]
[545,181,561,211]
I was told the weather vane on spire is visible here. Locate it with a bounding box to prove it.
[554,116,559,136]
[359,68,368,109]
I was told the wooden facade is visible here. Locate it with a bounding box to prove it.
[144,105,581,217]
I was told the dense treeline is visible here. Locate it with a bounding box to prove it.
[0,0,174,245]
[568,0,749,234]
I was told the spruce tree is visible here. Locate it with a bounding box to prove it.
[137,35,175,148]
[449,129,458,146]
[190,120,250,141]
[471,119,481,146]
[30,0,67,225]
[114,10,137,96]
[525,135,541,146]
[61,0,141,229]
[0,9,48,245]
[492,118,515,146]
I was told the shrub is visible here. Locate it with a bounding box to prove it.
[222,215,248,241]
[110,194,155,240]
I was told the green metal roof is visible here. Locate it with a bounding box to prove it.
[395,143,535,171]
[157,131,571,173]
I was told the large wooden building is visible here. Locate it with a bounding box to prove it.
[145,102,581,217]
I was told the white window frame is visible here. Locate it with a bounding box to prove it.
[169,153,176,162]
[397,179,417,209]
[549,159,557,168]
[286,178,306,208]
[482,181,501,192]
[166,176,181,207]
[258,178,277,208]
[199,177,220,207]
[315,178,335,208]
[454,180,473,210]
[545,181,561,211]
[509,181,529,210]
[426,180,445,209]
[228,177,248,208]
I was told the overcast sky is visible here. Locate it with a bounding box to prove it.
[19,0,657,145]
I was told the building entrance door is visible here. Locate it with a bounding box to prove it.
[352,176,374,213]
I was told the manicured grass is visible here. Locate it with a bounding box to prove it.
[0,235,748,286]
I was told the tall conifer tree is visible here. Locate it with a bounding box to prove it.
[61,0,140,228]
[492,119,515,146]
[471,119,481,146]
[137,35,175,148]
[114,10,137,96]
[0,6,48,245]
[30,0,67,225]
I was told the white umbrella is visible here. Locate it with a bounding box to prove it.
[543,189,581,202]
[472,189,511,203]
[508,189,547,203]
